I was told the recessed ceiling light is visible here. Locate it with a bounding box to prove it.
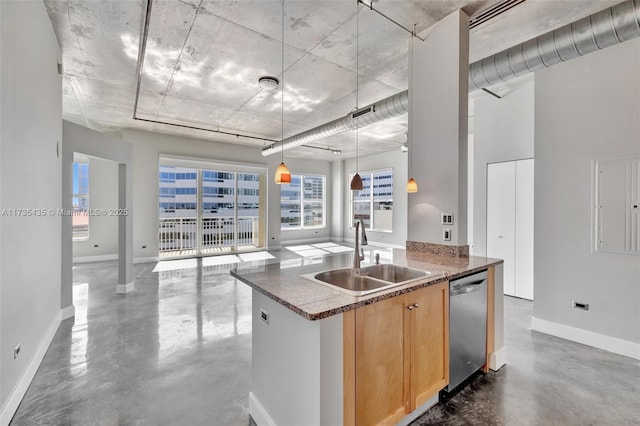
[258,76,279,90]
[332,149,341,155]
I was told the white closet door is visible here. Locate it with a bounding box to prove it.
[487,162,516,296]
[515,159,534,300]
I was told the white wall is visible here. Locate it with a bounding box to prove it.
[533,39,640,350]
[62,121,133,307]
[330,160,344,241]
[72,156,119,260]
[473,81,535,256]
[0,0,62,420]
[343,149,408,247]
[123,129,332,259]
[407,10,469,247]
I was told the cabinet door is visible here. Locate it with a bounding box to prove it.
[355,295,407,425]
[408,283,449,410]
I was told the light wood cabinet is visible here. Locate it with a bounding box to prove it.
[343,282,449,426]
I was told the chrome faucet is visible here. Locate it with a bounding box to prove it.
[353,221,365,270]
[359,218,368,246]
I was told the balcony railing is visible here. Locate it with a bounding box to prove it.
[159,216,259,254]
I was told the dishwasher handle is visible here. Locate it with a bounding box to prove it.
[450,279,485,296]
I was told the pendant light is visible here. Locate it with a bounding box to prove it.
[350,1,363,191]
[406,25,418,193]
[275,0,291,184]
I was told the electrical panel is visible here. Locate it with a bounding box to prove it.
[593,157,640,255]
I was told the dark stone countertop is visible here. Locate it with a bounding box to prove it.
[231,247,502,321]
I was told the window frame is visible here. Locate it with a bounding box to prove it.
[280,173,327,231]
[349,168,394,233]
[72,161,90,241]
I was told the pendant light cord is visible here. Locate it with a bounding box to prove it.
[409,24,414,178]
[355,0,359,174]
[281,0,285,164]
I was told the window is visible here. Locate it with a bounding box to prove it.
[72,161,90,240]
[158,161,267,255]
[351,169,393,231]
[281,174,325,230]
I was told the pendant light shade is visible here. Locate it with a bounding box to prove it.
[275,162,291,184]
[406,177,418,193]
[350,172,363,190]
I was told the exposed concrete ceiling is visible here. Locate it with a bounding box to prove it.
[45,0,620,161]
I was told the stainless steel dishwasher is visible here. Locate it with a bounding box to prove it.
[444,270,487,394]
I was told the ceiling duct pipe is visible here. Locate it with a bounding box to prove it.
[262,0,640,157]
[469,0,640,90]
[261,91,408,156]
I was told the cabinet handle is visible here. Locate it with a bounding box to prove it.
[407,305,414,310]
[413,303,419,308]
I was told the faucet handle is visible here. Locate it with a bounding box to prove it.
[359,247,365,260]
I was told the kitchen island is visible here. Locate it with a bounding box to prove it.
[232,247,504,426]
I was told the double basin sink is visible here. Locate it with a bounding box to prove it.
[302,264,431,296]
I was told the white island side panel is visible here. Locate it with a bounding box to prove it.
[251,290,343,426]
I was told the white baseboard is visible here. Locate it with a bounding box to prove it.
[134,256,159,264]
[248,392,276,426]
[72,254,118,264]
[61,305,75,321]
[490,345,507,371]
[116,281,135,294]
[0,311,61,426]
[531,317,640,360]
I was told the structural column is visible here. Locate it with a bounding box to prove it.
[407,9,469,255]
[117,162,134,293]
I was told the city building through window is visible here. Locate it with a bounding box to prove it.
[281,174,326,230]
[351,169,393,231]
[158,160,266,257]
[72,161,90,240]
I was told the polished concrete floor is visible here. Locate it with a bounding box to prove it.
[10,250,640,425]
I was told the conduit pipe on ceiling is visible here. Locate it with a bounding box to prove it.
[262,0,640,157]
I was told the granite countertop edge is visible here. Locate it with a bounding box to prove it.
[232,256,503,321]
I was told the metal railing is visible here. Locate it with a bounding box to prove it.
[159,218,198,252]
[159,216,259,254]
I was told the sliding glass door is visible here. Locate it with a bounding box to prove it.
[159,163,265,257]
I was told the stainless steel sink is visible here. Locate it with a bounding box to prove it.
[302,264,430,296]
[360,264,428,283]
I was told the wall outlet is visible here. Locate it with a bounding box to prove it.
[443,228,452,241]
[441,213,454,225]
[260,308,269,325]
[14,343,21,359]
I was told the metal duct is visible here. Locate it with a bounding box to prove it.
[469,0,640,90]
[263,0,640,156]
[261,91,408,156]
